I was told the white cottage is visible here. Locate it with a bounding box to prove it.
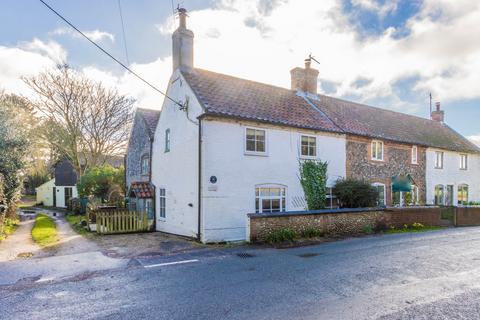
[150,8,480,243]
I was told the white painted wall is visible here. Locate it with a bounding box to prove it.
[201,119,346,242]
[426,148,480,204]
[55,185,78,208]
[35,178,55,206]
[151,70,203,238]
[35,179,78,208]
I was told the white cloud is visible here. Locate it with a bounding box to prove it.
[149,0,480,112]
[51,27,115,42]
[0,39,65,95]
[469,135,480,147]
[81,57,172,108]
[4,0,480,116]
[20,38,67,64]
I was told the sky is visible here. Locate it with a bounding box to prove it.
[1,0,479,145]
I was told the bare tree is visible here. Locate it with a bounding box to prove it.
[24,66,134,177]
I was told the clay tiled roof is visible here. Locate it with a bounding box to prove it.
[129,182,154,199]
[182,68,480,154]
[182,69,342,133]
[137,108,161,138]
[310,95,480,153]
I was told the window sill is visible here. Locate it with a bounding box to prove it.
[460,168,468,171]
[244,151,268,157]
[371,158,385,162]
[434,167,443,170]
[300,155,317,160]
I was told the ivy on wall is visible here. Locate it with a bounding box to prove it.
[299,160,328,210]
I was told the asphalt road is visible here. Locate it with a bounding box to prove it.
[3,227,480,320]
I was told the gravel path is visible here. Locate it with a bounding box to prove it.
[48,214,99,256]
[0,219,45,262]
[0,210,99,262]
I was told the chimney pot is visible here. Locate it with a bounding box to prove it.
[431,101,445,122]
[290,58,319,95]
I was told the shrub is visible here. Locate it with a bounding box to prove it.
[299,160,328,210]
[373,220,388,233]
[333,178,379,208]
[362,224,374,234]
[77,165,125,201]
[265,228,297,244]
[302,227,323,238]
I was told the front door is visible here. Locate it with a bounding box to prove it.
[52,187,56,207]
[446,185,454,206]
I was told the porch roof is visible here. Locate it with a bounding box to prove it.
[129,182,154,199]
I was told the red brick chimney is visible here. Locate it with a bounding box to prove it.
[290,58,319,94]
[431,102,445,122]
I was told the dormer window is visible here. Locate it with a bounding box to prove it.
[371,140,384,161]
[141,154,150,175]
[411,146,418,164]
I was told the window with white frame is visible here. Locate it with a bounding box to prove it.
[460,154,468,170]
[159,188,166,218]
[255,185,286,213]
[300,135,317,157]
[412,146,418,164]
[141,154,149,175]
[435,151,444,169]
[246,128,266,153]
[372,183,386,206]
[372,183,387,206]
[434,184,444,205]
[371,140,384,161]
[165,129,170,153]
[458,184,469,205]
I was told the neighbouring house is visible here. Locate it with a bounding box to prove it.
[36,156,124,208]
[124,8,480,242]
[125,108,160,220]
[36,158,78,208]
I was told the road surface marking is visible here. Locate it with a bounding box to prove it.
[144,259,199,268]
[36,277,55,283]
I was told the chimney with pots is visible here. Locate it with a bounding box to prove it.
[290,58,319,94]
[172,7,194,71]
[431,102,445,122]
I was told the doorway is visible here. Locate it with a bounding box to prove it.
[52,187,56,207]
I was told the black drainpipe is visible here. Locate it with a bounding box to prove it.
[149,138,156,230]
[197,118,202,241]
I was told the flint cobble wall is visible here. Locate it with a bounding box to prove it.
[346,135,427,206]
[249,207,445,242]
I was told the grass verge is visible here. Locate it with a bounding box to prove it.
[31,213,59,247]
[66,214,93,238]
[0,218,20,241]
[385,226,443,234]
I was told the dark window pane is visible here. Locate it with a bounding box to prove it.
[246,140,256,151]
[271,199,280,212]
[256,141,265,152]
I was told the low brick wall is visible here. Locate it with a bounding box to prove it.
[248,207,446,242]
[456,207,480,226]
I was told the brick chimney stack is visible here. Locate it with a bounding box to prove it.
[172,7,194,71]
[431,102,445,122]
[290,58,319,94]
